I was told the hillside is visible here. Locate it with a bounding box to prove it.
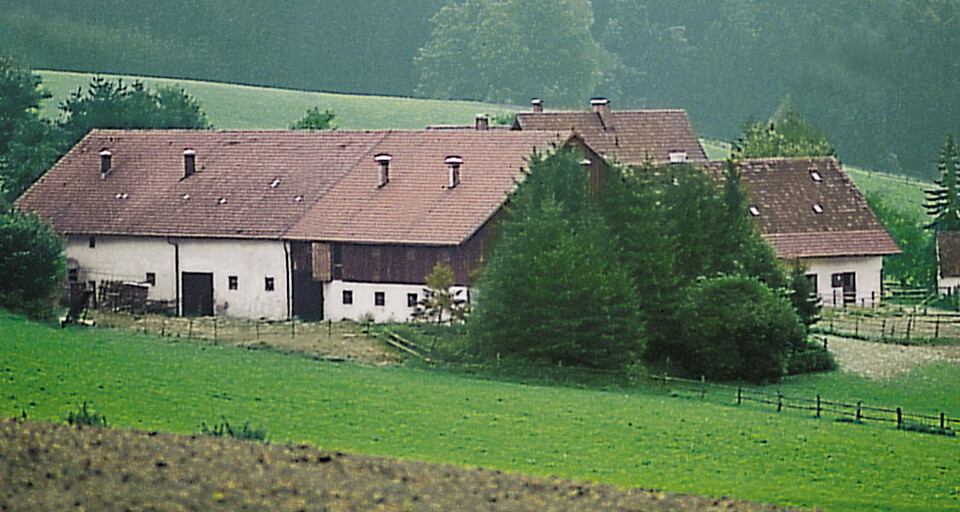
[38,71,519,131]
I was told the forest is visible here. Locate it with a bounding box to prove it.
[2,0,957,177]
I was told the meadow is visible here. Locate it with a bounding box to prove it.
[1,310,957,511]
[37,71,519,131]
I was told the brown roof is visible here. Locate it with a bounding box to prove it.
[16,129,568,246]
[937,231,960,277]
[706,158,900,259]
[514,109,707,165]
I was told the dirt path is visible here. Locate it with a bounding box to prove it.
[824,335,960,379]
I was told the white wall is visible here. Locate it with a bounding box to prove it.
[65,235,289,320]
[803,256,884,308]
[938,276,960,296]
[324,280,469,323]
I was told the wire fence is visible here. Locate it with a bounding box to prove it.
[817,308,960,342]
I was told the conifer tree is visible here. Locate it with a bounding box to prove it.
[924,136,960,231]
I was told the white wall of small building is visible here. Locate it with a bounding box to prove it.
[802,255,884,308]
[324,280,469,323]
[65,235,289,320]
[938,276,960,296]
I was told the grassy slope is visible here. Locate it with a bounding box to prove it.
[2,310,957,512]
[37,71,519,130]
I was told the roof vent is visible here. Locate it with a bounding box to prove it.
[668,150,688,164]
[531,98,543,113]
[270,178,281,188]
[374,153,392,187]
[590,98,611,116]
[810,169,823,182]
[812,203,823,214]
[749,206,760,216]
[580,158,592,166]
[475,114,489,131]
[445,156,463,188]
[183,149,196,178]
[99,149,112,178]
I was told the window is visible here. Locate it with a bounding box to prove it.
[374,291,385,307]
[88,236,96,248]
[342,290,353,305]
[145,272,156,286]
[264,277,275,292]
[228,275,238,290]
[407,293,418,307]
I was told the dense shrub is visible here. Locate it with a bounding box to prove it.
[667,275,805,383]
[200,419,268,441]
[0,211,65,319]
[66,401,108,428]
[786,343,836,376]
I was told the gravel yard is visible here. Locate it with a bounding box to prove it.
[824,334,960,379]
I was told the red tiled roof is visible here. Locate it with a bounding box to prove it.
[16,129,568,246]
[514,109,707,165]
[705,158,899,259]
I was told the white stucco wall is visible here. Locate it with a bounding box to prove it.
[65,235,289,320]
[803,256,884,308]
[324,280,469,323]
[938,276,960,296]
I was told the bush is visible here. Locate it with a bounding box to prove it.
[786,344,836,375]
[200,419,268,441]
[0,211,65,319]
[666,275,805,383]
[66,401,108,427]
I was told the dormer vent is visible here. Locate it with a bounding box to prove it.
[590,98,611,116]
[183,149,196,178]
[810,169,823,182]
[99,149,112,178]
[668,150,688,164]
[475,114,489,131]
[445,156,463,188]
[531,98,543,113]
[374,153,392,187]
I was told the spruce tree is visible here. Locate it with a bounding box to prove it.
[924,136,960,231]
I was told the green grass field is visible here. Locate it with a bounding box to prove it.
[37,70,519,130]
[1,310,957,511]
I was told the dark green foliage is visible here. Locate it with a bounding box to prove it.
[0,56,65,204]
[66,401,108,427]
[291,107,336,130]
[672,275,806,383]
[58,77,210,145]
[786,263,822,328]
[924,136,960,231]
[413,261,468,324]
[866,192,936,289]
[785,343,836,376]
[470,149,644,369]
[0,211,65,319]
[733,97,835,159]
[200,419,267,441]
[415,0,604,106]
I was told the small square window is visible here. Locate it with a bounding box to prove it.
[342,290,353,305]
[145,272,156,286]
[407,293,418,307]
[229,275,238,290]
[374,291,385,307]
[265,277,275,292]
[88,236,96,248]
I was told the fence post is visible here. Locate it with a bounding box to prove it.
[328,319,332,338]
[291,319,296,338]
[256,321,261,342]
[737,387,742,405]
[777,392,783,412]
[941,412,946,430]
[188,318,193,338]
[897,407,902,430]
[855,315,860,336]
[856,401,862,422]
[906,314,912,340]
[816,395,821,418]
[700,375,706,399]
[881,318,886,340]
[213,317,218,341]
[935,315,941,339]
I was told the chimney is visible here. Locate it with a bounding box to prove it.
[475,114,489,131]
[531,98,543,113]
[590,98,611,116]
[99,149,112,178]
[183,149,196,178]
[374,153,392,187]
[445,156,463,188]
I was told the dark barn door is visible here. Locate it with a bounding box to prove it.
[182,272,214,316]
[292,269,324,321]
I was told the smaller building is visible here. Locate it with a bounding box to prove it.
[709,158,900,307]
[936,231,960,295]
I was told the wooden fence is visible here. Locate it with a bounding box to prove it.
[818,309,960,341]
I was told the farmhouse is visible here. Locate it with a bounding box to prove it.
[512,98,708,166]
[708,158,900,307]
[16,128,593,322]
[935,231,960,295]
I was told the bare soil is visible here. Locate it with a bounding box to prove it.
[90,311,400,366]
[824,334,960,379]
[0,419,807,512]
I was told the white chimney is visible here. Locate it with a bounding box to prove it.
[183,149,197,178]
[445,156,463,188]
[374,153,392,187]
[590,98,611,116]
[99,149,112,178]
[531,98,543,113]
[475,114,489,131]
